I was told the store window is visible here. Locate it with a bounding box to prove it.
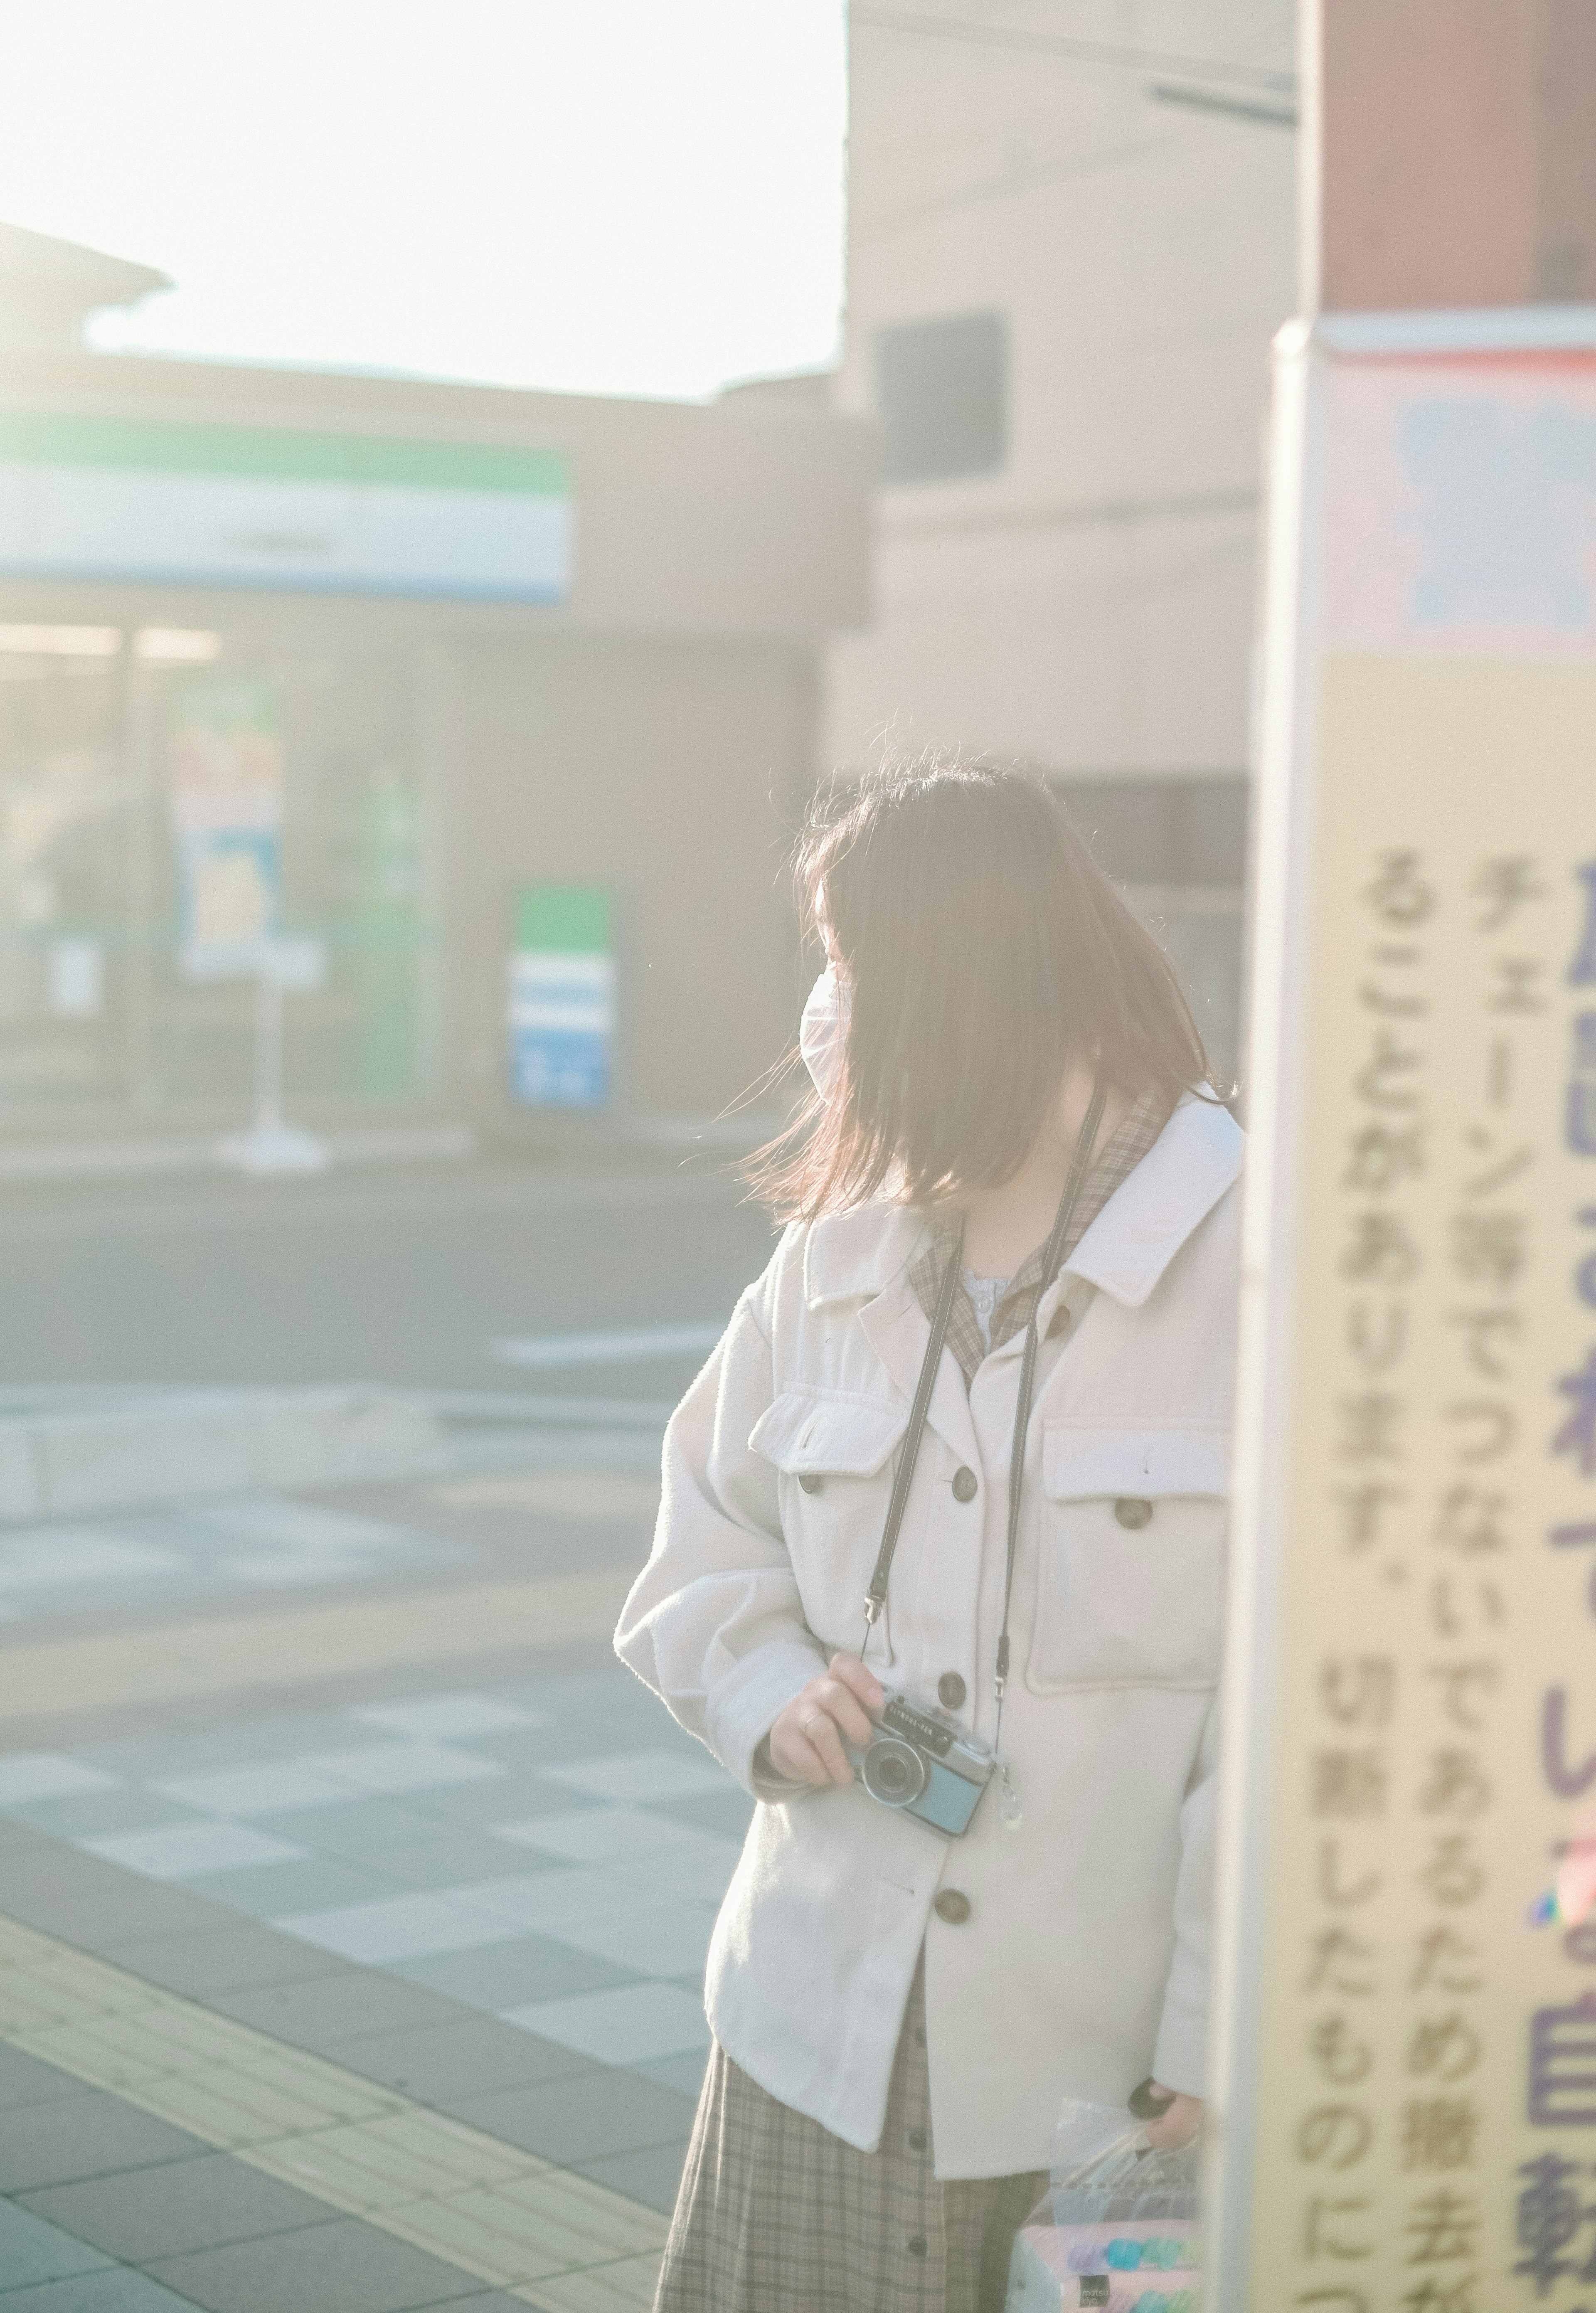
[0,624,436,1122]
[875,310,1009,485]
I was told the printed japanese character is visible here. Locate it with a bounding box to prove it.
[1338,1392,1405,1464]
[1298,2104,1374,2169]
[1571,1027,1596,1160]
[1399,2097,1479,2172]
[1543,1688,1596,1798]
[1307,1925,1378,1996]
[1459,1128,1534,1198]
[1427,1573,1506,1638]
[1344,1120,1425,1190]
[1404,2188,1478,2263]
[1424,1660,1499,1734]
[1407,2013,1482,2083]
[1347,1301,1409,1374]
[1313,1749,1387,1819]
[1419,1749,1492,1818]
[1578,1207,1596,1309]
[1512,2152,1587,2296]
[1366,850,1436,928]
[1319,1657,1397,1728]
[1355,1028,1424,1112]
[1318,1838,1382,1910]
[1335,1481,1406,1552]
[1487,956,1547,1015]
[1400,2279,1477,2313]
[1487,1033,1515,1109]
[1446,1307,1519,1382]
[1311,2015,1374,2086]
[1360,978,1428,1018]
[1528,1993,1596,2126]
[1552,1522,1596,1619]
[1294,2293,1368,2312]
[1571,858,1596,985]
[1448,1208,1524,1288]
[1567,1917,1596,1965]
[1432,1485,1511,1555]
[1570,1073,1596,1158]
[1412,1926,1482,1995]
[1444,1400,1515,1464]
[1305,2195,1373,2258]
[1419,1834,1484,1907]
[1555,1349,1596,1477]
[1343,1209,1422,1285]
[1472,852,1545,931]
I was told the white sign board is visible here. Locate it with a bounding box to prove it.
[1212,309,1596,2310]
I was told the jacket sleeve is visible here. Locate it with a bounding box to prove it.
[614,1263,827,1797]
[1150,1691,1219,2098]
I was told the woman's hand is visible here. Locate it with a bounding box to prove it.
[1141,2086,1203,2149]
[768,1653,882,1788]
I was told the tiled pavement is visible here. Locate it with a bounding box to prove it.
[0,1447,733,2310]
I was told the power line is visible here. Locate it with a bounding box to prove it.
[1150,82,1298,129]
[850,6,1297,99]
[852,133,1156,244]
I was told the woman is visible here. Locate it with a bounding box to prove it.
[616,761,1241,2313]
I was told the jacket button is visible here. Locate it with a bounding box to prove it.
[933,1887,971,1925]
[1115,1497,1154,1529]
[907,2236,928,2259]
[937,1670,966,1712]
[798,1473,822,1495]
[908,2127,928,2153]
[1047,1305,1071,1340]
[951,1466,978,1503]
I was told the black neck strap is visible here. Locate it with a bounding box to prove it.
[860,1077,1109,1694]
[995,1076,1107,1697]
[862,1201,964,1630]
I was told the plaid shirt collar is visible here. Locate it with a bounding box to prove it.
[906,1087,1171,1382]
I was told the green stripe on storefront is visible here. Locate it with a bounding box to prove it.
[0,412,568,495]
[514,884,611,954]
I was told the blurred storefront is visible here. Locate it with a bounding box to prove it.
[0,224,872,1147]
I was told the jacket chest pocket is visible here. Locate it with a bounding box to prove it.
[1026,1426,1228,1693]
[749,1391,910,1647]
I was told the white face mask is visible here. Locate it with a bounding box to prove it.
[799,963,851,1099]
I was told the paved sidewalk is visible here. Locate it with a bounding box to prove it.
[0,1439,728,2312]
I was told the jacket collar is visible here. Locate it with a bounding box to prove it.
[1063,1092,1243,1308]
[803,1198,929,1311]
[801,1091,1243,1315]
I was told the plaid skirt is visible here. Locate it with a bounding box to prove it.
[655,1958,1045,2313]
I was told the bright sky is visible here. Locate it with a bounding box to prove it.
[0,1,848,402]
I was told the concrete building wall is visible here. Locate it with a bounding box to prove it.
[830,1,1297,782]
[446,633,817,1125]
[823,3,1297,1083]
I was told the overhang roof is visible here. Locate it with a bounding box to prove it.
[0,221,170,321]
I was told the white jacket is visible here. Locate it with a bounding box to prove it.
[615,1093,1243,2178]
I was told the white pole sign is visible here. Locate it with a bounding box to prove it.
[1211,310,1596,2310]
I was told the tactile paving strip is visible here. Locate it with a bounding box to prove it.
[0,1911,666,2308]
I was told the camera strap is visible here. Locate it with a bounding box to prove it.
[859,1077,1108,1719]
[994,1077,1106,1706]
[861,1203,965,1637]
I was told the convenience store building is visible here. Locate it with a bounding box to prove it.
[0,226,872,1149]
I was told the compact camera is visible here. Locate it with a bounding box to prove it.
[850,1689,995,1838]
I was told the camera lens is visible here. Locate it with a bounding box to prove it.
[862,1735,926,1807]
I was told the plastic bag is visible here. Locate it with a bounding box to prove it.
[1004,2100,1203,2313]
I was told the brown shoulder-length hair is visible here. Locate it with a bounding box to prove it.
[748,758,1224,1221]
